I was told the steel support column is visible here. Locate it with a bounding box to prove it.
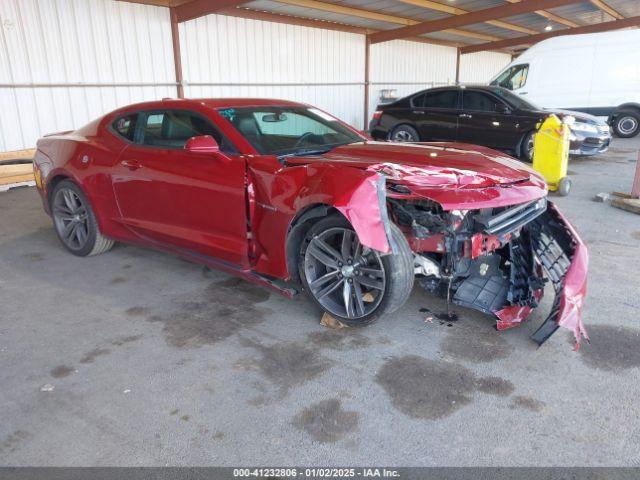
[170,8,185,99]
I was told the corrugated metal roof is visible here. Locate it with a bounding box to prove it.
[606,0,640,16]
[230,0,640,52]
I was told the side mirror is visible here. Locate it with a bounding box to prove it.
[495,104,511,114]
[185,135,220,153]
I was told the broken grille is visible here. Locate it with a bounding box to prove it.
[475,197,547,237]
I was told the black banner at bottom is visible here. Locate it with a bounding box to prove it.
[0,468,639,480]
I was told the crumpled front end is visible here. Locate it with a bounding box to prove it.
[527,202,589,348]
[387,188,588,347]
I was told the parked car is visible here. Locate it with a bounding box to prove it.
[490,29,640,138]
[368,85,611,159]
[33,98,588,346]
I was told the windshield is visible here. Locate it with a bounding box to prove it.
[492,64,528,90]
[487,86,541,111]
[218,106,364,156]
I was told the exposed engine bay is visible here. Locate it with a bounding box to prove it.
[387,195,588,346]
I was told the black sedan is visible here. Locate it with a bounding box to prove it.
[369,85,611,160]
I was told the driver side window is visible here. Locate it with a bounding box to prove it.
[139,110,235,152]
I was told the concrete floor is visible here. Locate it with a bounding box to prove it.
[1,138,640,467]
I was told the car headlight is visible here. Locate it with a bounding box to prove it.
[571,122,598,134]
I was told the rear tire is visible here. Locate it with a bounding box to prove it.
[612,110,640,138]
[299,215,414,327]
[389,124,420,143]
[51,180,114,257]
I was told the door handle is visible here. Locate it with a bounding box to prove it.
[459,113,473,119]
[412,110,425,115]
[121,159,142,171]
[519,92,528,95]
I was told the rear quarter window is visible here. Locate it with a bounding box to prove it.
[425,90,458,109]
[112,114,137,142]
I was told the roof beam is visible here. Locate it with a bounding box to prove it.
[460,15,640,53]
[274,0,501,42]
[174,0,249,22]
[590,0,625,20]
[116,0,172,6]
[504,0,579,28]
[398,0,537,35]
[368,0,583,44]
[218,7,466,48]
[218,7,371,35]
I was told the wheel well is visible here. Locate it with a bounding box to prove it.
[613,105,640,119]
[46,175,72,208]
[516,130,535,158]
[389,123,420,141]
[285,204,341,284]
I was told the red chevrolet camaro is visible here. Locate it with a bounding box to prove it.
[33,98,588,346]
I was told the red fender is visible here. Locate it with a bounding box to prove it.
[247,158,392,279]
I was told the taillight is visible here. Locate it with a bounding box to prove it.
[372,110,383,120]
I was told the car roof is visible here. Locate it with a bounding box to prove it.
[405,84,513,98]
[111,97,308,115]
[415,85,503,93]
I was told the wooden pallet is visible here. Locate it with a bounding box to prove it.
[611,196,640,215]
[0,148,35,161]
[0,163,34,186]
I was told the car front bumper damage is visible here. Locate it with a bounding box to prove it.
[527,202,589,347]
[476,201,589,347]
[398,196,589,348]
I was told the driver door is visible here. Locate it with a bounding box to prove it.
[111,109,249,267]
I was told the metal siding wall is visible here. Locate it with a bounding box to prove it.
[459,51,512,84]
[0,0,175,151]
[179,14,366,130]
[368,40,457,117]
[0,2,512,151]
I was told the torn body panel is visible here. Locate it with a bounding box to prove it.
[529,203,589,347]
[245,156,392,279]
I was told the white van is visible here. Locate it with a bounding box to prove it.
[490,29,640,138]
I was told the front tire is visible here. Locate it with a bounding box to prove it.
[299,215,414,327]
[521,130,535,162]
[389,124,420,143]
[51,180,114,257]
[612,110,640,138]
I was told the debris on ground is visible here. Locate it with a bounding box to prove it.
[611,195,640,215]
[419,308,459,327]
[593,192,610,203]
[40,384,55,392]
[320,313,347,329]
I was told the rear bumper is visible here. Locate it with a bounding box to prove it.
[529,202,589,347]
[368,123,389,140]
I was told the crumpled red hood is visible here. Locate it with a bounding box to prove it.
[286,141,540,188]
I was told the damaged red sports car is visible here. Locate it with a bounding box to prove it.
[33,98,588,346]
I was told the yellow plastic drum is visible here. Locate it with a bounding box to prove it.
[532,114,572,196]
